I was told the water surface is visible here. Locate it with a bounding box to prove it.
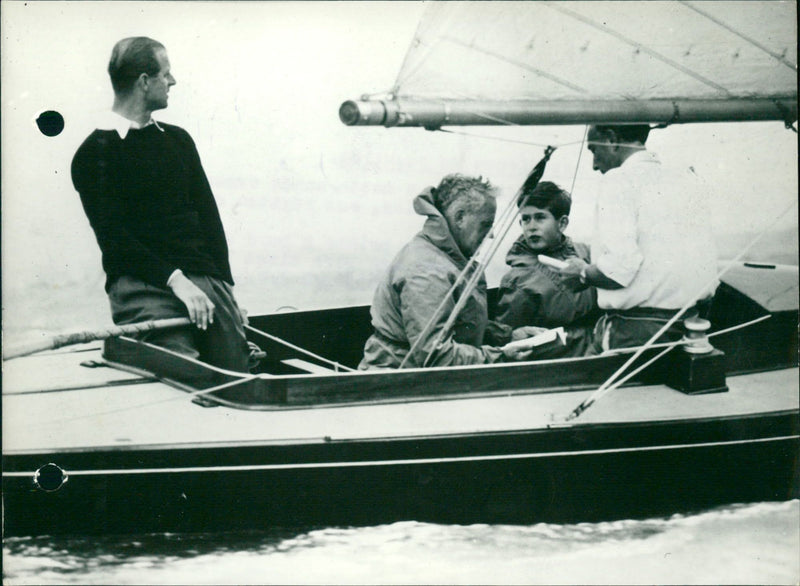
[4,500,798,585]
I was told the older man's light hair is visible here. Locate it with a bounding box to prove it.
[432,174,497,215]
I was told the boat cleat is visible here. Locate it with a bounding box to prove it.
[665,317,728,395]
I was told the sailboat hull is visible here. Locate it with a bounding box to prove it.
[2,263,798,537]
[3,404,797,536]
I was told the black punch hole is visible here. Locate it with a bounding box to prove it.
[34,463,69,492]
[36,110,65,137]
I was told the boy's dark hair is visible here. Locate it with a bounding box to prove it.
[593,124,651,145]
[108,37,165,95]
[516,181,571,218]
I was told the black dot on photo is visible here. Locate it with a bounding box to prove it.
[36,110,65,137]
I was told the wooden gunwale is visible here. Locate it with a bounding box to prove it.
[102,334,677,410]
[4,407,797,470]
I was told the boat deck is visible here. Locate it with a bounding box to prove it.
[3,344,797,454]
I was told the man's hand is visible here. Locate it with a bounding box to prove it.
[510,325,548,341]
[168,271,215,330]
[502,344,534,361]
[503,326,549,361]
[559,256,588,278]
[560,258,625,290]
[555,257,591,290]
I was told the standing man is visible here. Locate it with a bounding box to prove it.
[71,37,250,371]
[557,124,719,352]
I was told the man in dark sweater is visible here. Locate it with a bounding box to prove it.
[71,37,250,372]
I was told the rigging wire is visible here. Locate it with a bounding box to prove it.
[244,324,355,372]
[574,312,776,415]
[414,148,557,368]
[36,372,260,426]
[438,128,586,149]
[556,314,774,422]
[569,126,589,195]
[22,310,778,426]
[568,313,774,410]
[600,313,772,356]
[437,126,669,152]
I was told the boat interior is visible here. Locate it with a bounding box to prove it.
[98,261,799,410]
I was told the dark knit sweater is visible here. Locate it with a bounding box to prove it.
[71,123,233,291]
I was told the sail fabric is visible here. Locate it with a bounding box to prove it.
[393,1,797,104]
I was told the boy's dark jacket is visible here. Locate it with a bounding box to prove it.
[495,235,597,329]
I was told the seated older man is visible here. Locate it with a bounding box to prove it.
[359,174,539,369]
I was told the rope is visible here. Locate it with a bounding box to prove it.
[577,313,773,411]
[3,317,192,360]
[37,372,260,426]
[244,324,355,372]
[600,313,772,356]
[566,313,774,421]
[438,128,587,149]
[29,321,358,423]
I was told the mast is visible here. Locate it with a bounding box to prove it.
[340,97,798,129]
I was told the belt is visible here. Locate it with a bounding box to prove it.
[605,305,703,320]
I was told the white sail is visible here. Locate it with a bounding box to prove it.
[341,1,797,126]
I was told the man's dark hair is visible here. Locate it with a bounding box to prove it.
[516,181,571,218]
[593,124,651,145]
[108,37,165,95]
[432,174,496,215]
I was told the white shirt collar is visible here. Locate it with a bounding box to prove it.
[98,111,164,139]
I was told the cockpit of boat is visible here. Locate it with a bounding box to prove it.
[98,261,798,411]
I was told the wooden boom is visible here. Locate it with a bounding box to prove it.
[339,97,798,129]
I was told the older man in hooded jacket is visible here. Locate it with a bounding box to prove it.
[359,174,539,369]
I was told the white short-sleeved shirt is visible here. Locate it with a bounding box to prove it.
[592,150,719,310]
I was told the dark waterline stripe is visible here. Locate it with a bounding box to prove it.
[4,435,796,477]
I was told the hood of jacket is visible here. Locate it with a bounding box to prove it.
[413,188,470,270]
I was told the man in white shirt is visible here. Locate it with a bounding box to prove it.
[558,124,719,353]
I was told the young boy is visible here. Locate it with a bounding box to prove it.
[495,181,597,330]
